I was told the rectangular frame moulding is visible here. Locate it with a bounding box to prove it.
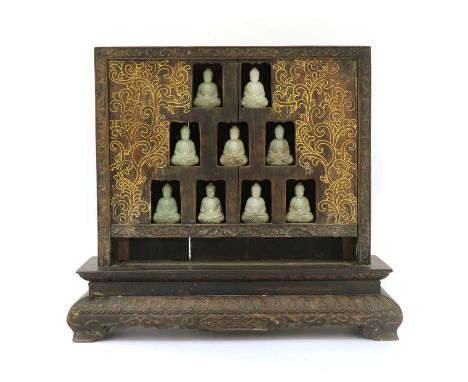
[110,223,357,238]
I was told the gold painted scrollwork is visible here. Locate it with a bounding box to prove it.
[273,59,357,224]
[108,60,191,224]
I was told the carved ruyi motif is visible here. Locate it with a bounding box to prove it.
[68,292,402,342]
[273,59,358,224]
[108,60,191,224]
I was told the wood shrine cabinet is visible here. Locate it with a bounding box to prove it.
[67,46,403,342]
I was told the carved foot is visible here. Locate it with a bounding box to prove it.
[67,296,110,343]
[73,326,109,343]
[361,321,400,341]
[358,290,403,341]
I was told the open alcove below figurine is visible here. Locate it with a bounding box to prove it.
[110,236,356,263]
[190,236,356,261]
[111,238,189,261]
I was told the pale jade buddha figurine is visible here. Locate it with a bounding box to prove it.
[241,67,268,108]
[198,183,225,223]
[220,125,248,166]
[286,182,314,223]
[266,124,294,165]
[171,125,199,166]
[152,183,181,224]
[241,183,269,223]
[193,68,221,107]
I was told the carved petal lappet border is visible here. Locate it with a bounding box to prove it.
[67,293,402,341]
[273,59,358,224]
[108,60,191,224]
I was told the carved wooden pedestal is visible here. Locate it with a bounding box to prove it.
[67,291,402,342]
[67,255,402,342]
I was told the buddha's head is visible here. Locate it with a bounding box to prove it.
[251,182,261,197]
[295,182,305,197]
[274,124,284,139]
[249,67,260,83]
[203,68,213,83]
[229,125,240,140]
[162,183,173,198]
[206,182,216,198]
[180,125,190,140]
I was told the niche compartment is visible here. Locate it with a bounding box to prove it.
[240,62,272,107]
[265,121,296,165]
[240,179,272,223]
[151,180,181,223]
[196,180,226,223]
[169,122,200,166]
[285,179,316,222]
[192,63,223,107]
[217,122,249,166]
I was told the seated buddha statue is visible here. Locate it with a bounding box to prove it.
[193,68,222,107]
[241,183,269,223]
[198,182,225,223]
[171,125,199,166]
[152,183,181,224]
[220,125,248,166]
[286,182,314,223]
[266,124,294,165]
[241,67,268,108]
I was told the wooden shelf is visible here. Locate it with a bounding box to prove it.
[111,223,357,238]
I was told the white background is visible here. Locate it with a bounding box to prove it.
[1,0,467,381]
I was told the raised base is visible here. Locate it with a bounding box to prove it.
[77,256,393,296]
[67,289,402,342]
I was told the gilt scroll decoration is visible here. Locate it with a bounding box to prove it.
[108,60,191,224]
[273,59,358,224]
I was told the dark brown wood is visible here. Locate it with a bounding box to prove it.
[146,59,240,225]
[238,59,355,226]
[113,238,189,261]
[67,289,402,342]
[98,47,366,264]
[68,46,402,342]
[77,255,392,282]
[357,48,372,264]
[97,46,370,59]
[112,238,130,261]
[95,48,111,267]
[191,237,348,261]
[89,280,380,296]
[111,223,357,238]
